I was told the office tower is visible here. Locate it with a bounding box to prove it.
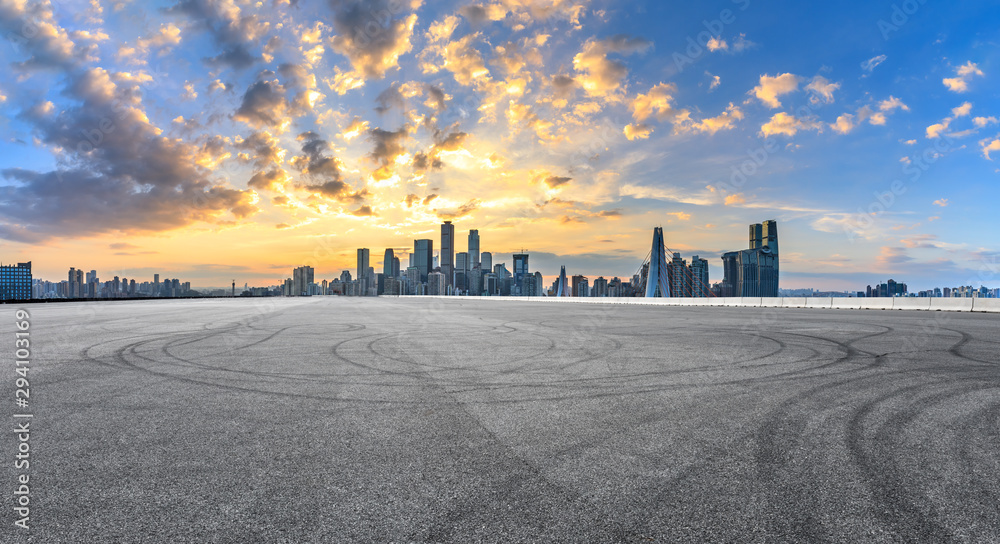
[572,275,588,297]
[667,253,691,297]
[484,273,498,295]
[153,273,160,296]
[383,248,394,278]
[468,229,480,270]
[413,239,433,282]
[555,266,569,297]
[481,252,492,274]
[690,256,709,297]
[455,252,468,292]
[513,253,529,295]
[68,267,78,298]
[722,220,779,297]
[645,227,670,297]
[392,256,400,278]
[357,248,370,281]
[0,262,32,301]
[441,221,454,286]
[340,270,352,283]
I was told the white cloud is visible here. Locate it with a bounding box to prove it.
[760,112,822,137]
[879,96,909,112]
[952,101,972,117]
[805,76,839,104]
[706,72,720,90]
[623,123,652,141]
[751,73,800,109]
[982,137,1000,160]
[943,61,984,93]
[861,54,887,72]
[933,198,948,207]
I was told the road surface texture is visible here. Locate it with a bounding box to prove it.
[3,296,1000,543]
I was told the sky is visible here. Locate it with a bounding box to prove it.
[1,0,999,291]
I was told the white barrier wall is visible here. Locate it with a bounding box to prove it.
[405,295,995,312]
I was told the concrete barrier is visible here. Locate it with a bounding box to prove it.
[760,297,782,308]
[805,297,832,309]
[830,298,862,310]
[740,297,762,307]
[929,298,974,311]
[858,298,894,310]
[892,298,931,311]
[722,297,744,307]
[780,297,807,308]
[972,299,1000,313]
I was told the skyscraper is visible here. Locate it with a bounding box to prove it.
[392,256,400,278]
[722,220,779,297]
[441,221,454,287]
[690,256,709,297]
[383,248,394,278]
[468,229,480,270]
[455,252,468,292]
[413,239,433,282]
[555,266,569,297]
[481,252,492,273]
[357,248,370,281]
[513,253,529,295]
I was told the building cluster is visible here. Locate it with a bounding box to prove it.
[720,220,779,297]
[860,282,1000,299]
[29,268,196,299]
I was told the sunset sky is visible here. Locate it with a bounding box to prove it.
[1,0,998,290]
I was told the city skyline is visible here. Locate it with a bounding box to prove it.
[1,1,998,291]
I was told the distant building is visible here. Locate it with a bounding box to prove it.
[441,221,454,287]
[357,248,370,282]
[427,271,447,295]
[513,253,529,295]
[383,248,394,278]
[468,229,480,270]
[413,239,433,282]
[690,256,709,297]
[0,262,32,301]
[722,220,779,297]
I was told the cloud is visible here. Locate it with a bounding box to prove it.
[760,112,822,137]
[981,137,1000,160]
[805,76,839,104]
[544,175,572,188]
[942,61,984,93]
[952,102,973,117]
[861,54,887,72]
[707,72,720,90]
[623,123,652,140]
[675,103,744,135]
[926,118,951,139]
[573,34,652,97]
[165,0,268,69]
[879,96,909,113]
[831,113,855,135]
[707,37,727,52]
[933,198,948,207]
[328,0,420,88]
[751,73,800,109]
[435,198,481,220]
[876,246,913,269]
[630,83,676,122]
[233,79,294,130]
[724,193,746,206]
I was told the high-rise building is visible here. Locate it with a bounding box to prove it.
[357,248,370,282]
[383,248,394,278]
[722,220,779,297]
[592,277,608,297]
[392,256,400,278]
[481,252,492,273]
[427,271,447,295]
[667,253,689,297]
[413,239,433,282]
[468,229,480,270]
[441,221,454,287]
[292,266,314,296]
[513,253,529,295]
[0,262,32,301]
[572,275,588,297]
[690,256,709,297]
[555,266,569,297]
[455,252,468,292]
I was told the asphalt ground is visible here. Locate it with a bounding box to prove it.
[3,296,999,543]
